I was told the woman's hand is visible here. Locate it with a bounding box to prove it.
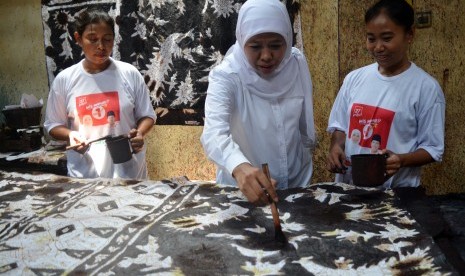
[380,150,398,177]
[327,130,348,174]
[327,144,348,174]
[128,129,144,153]
[129,117,155,154]
[69,131,89,154]
[232,163,278,206]
[381,148,434,178]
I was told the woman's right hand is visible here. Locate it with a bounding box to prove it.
[232,163,278,206]
[69,131,89,154]
[327,145,347,174]
[327,130,348,174]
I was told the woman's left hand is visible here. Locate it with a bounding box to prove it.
[381,149,401,177]
[128,129,144,154]
[382,148,435,178]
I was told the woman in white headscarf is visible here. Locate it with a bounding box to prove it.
[201,0,316,205]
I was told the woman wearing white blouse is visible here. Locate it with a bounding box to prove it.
[201,0,316,205]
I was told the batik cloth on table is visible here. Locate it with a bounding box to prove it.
[40,0,302,126]
[0,170,458,275]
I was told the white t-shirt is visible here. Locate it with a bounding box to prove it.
[327,62,445,188]
[44,58,156,179]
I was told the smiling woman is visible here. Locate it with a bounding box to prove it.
[364,0,414,76]
[326,0,445,189]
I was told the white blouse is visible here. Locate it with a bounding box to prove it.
[201,47,316,189]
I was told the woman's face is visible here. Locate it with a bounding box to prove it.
[82,115,93,126]
[365,12,413,76]
[351,131,361,143]
[244,32,286,77]
[74,21,114,73]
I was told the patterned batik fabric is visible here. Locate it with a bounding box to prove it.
[0,170,458,275]
[41,0,302,125]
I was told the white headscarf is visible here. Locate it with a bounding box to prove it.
[224,0,301,99]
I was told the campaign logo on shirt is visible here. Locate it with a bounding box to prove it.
[348,103,395,154]
[75,92,120,137]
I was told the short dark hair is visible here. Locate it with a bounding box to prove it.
[365,0,414,31]
[75,8,115,36]
[372,134,382,142]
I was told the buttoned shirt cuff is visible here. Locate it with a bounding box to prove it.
[225,153,250,177]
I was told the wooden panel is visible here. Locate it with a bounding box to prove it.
[300,0,339,183]
[338,0,376,82]
[145,125,216,181]
[410,0,465,194]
